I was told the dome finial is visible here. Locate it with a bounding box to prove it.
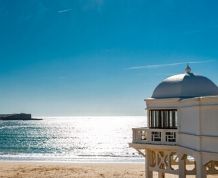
[185,64,191,73]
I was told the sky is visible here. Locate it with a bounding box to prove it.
[0,0,218,116]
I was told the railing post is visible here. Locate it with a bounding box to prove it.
[134,129,137,142]
[147,129,151,142]
[175,131,178,144]
[161,130,164,144]
[132,129,135,143]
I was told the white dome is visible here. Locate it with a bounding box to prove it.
[152,66,218,99]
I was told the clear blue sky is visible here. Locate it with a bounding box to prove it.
[0,0,218,116]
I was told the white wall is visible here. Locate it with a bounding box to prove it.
[201,136,218,153]
[178,97,218,152]
[178,133,201,150]
[179,106,200,135]
[200,105,218,136]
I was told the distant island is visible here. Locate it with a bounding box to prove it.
[0,113,42,120]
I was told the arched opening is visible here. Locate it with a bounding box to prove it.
[205,161,218,175]
[185,155,195,172]
[170,152,179,171]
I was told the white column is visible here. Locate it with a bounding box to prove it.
[158,172,165,178]
[179,154,186,178]
[195,155,206,178]
[145,149,152,178]
[161,131,164,143]
[147,130,151,142]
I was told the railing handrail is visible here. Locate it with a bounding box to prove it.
[133,127,178,131]
[132,127,147,130]
[132,127,178,130]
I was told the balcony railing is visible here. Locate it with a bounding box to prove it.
[132,127,178,145]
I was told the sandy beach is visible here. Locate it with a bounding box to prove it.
[0,162,145,178]
[0,162,217,178]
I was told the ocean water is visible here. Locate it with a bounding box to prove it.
[0,116,146,162]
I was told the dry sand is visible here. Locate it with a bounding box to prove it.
[0,162,145,178]
[0,162,217,178]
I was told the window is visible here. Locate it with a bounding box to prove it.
[149,110,178,129]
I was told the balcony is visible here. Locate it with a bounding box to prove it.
[132,127,178,145]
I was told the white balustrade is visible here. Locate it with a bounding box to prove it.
[132,127,177,145]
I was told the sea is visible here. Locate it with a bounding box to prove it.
[0,116,146,163]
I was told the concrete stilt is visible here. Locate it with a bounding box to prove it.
[158,172,165,178]
[195,154,206,178]
[179,155,186,178]
[145,149,152,178]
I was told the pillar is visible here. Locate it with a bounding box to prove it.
[179,154,186,178]
[145,149,153,178]
[158,172,165,178]
[195,155,206,178]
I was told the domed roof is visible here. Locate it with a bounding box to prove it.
[152,65,218,99]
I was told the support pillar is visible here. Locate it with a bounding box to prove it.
[179,154,186,178]
[158,172,165,178]
[145,149,153,178]
[195,155,206,178]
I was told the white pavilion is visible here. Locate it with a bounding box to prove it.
[130,65,218,178]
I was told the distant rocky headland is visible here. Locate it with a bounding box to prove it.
[0,113,42,120]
